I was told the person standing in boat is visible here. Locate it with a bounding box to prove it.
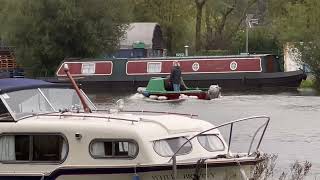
[170,61,182,91]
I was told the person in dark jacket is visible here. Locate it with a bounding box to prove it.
[170,61,182,91]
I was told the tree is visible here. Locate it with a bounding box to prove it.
[204,0,258,50]
[0,0,130,76]
[268,0,320,87]
[194,0,207,52]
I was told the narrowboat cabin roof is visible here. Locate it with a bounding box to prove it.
[61,54,276,62]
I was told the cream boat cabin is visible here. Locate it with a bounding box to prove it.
[0,78,270,180]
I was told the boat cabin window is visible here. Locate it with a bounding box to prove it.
[153,137,192,157]
[90,139,138,159]
[0,100,13,121]
[197,134,225,152]
[2,87,96,120]
[0,134,68,163]
[3,89,54,119]
[82,63,95,74]
[147,62,162,73]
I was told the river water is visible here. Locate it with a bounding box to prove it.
[87,89,320,179]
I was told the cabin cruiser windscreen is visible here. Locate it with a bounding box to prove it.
[1,87,96,120]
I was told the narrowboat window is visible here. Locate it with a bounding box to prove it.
[90,139,138,158]
[147,62,162,73]
[197,135,225,152]
[0,134,68,163]
[82,63,95,74]
[153,137,192,157]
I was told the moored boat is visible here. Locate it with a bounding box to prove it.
[48,54,307,91]
[0,76,270,180]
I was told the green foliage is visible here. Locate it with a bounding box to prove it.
[269,0,320,43]
[298,42,320,89]
[299,79,315,88]
[0,0,130,76]
[268,0,320,88]
[204,0,259,50]
[231,27,281,54]
[198,49,232,56]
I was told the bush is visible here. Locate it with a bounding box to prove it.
[253,154,312,180]
[196,50,232,56]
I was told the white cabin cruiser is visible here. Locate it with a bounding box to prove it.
[0,78,270,180]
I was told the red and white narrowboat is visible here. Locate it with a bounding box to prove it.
[52,54,306,91]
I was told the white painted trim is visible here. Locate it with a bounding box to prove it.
[126,58,262,75]
[56,61,113,77]
[147,62,162,73]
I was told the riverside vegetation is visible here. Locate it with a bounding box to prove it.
[0,0,320,88]
[253,154,312,180]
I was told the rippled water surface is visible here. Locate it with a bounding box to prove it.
[87,90,320,179]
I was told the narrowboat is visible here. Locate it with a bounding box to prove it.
[50,54,306,91]
[137,77,221,100]
[0,77,270,180]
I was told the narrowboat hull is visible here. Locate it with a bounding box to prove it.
[46,55,307,91]
[46,70,306,91]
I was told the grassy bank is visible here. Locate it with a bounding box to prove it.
[299,79,315,88]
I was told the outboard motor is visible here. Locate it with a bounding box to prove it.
[207,85,221,99]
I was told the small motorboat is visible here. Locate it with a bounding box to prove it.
[137,77,221,101]
[0,66,270,180]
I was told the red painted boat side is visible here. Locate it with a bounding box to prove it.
[56,61,113,76]
[126,58,262,75]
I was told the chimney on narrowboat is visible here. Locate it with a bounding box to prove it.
[184,45,189,56]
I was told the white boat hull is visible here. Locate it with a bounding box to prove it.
[55,165,254,180]
[51,159,257,180]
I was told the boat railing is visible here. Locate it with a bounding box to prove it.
[19,109,197,123]
[121,110,198,118]
[169,115,270,163]
[24,113,139,124]
[169,115,270,180]
[96,109,198,118]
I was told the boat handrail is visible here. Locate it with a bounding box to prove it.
[122,110,198,118]
[169,115,270,163]
[21,113,139,123]
[19,109,197,123]
[96,109,198,118]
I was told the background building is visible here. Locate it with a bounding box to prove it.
[114,23,165,58]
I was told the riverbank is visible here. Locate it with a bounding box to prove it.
[300,79,315,88]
